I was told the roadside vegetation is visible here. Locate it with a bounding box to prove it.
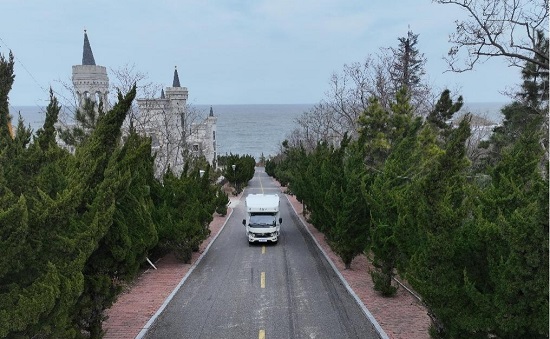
[267,1,548,337]
[217,153,256,195]
[0,51,233,337]
[0,1,547,338]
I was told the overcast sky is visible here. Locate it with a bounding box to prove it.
[1,0,521,107]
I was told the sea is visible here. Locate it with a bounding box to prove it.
[9,102,506,160]
[10,104,314,160]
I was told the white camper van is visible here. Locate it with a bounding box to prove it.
[242,194,282,244]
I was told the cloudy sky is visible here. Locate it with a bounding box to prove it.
[1,0,521,107]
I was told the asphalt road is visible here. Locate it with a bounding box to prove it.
[143,168,379,339]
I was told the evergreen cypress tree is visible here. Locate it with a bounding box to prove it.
[357,96,391,169]
[75,129,158,337]
[0,51,71,337]
[63,87,137,336]
[29,89,70,198]
[0,51,14,146]
[305,141,342,234]
[35,89,61,150]
[426,89,463,136]
[405,118,473,337]
[0,192,32,328]
[0,51,35,199]
[479,31,548,172]
[353,88,415,293]
[221,153,255,193]
[472,132,549,337]
[0,112,32,199]
[328,140,369,269]
[58,97,105,147]
[280,144,308,198]
[2,86,137,337]
[151,161,219,263]
[365,118,422,296]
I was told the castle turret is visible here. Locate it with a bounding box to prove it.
[172,67,181,87]
[164,66,188,109]
[82,31,96,66]
[72,30,109,111]
[206,106,218,167]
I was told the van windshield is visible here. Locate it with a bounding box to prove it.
[249,213,276,227]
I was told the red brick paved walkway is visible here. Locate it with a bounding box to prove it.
[103,186,431,339]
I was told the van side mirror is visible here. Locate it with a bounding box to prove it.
[242,219,246,226]
[279,218,282,224]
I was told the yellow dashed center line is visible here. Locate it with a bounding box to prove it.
[259,175,264,194]
[258,173,268,339]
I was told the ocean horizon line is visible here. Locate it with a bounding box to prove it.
[9,100,509,108]
[9,102,318,108]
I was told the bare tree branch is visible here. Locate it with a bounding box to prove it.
[437,0,549,71]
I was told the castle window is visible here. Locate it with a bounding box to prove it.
[150,133,160,148]
[192,144,199,152]
[213,131,216,140]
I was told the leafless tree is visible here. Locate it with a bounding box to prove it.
[110,63,162,130]
[293,42,435,147]
[293,56,389,146]
[157,106,184,176]
[282,128,308,151]
[134,97,204,177]
[436,0,549,71]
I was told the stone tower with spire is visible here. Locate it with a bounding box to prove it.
[164,66,189,108]
[72,30,109,111]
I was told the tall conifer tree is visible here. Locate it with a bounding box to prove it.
[405,118,473,337]
[0,51,14,145]
[389,30,426,94]
[472,132,549,337]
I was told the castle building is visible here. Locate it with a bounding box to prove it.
[72,31,217,175]
[136,67,217,174]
